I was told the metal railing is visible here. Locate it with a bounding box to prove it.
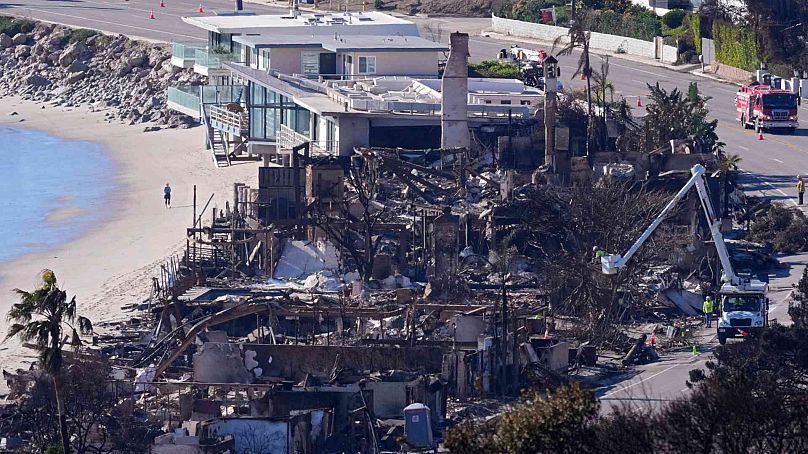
[195,49,240,69]
[167,86,202,115]
[201,85,247,105]
[172,42,205,60]
[209,105,249,135]
[278,125,338,154]
[167,85,247,118]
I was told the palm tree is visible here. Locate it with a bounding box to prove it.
[5,269,93,454]
[592,55,615,107]
[553,16,593,156]
[719,152,743,173]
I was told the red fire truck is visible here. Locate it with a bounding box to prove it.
[735,84,800,134]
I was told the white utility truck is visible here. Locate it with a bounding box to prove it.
[600,164,768,345]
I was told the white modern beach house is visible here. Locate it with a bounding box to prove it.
[167,10,543,167]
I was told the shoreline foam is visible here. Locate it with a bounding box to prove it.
[0,96,257,381]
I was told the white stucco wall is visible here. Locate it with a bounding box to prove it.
[361,51,441,77]
[491,14,678,64]
[336,116,370,156]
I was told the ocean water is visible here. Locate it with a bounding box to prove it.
[0,126,114,263]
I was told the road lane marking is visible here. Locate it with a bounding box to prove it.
[738,145,749,150]
[771,158,784,164]
[744,172,799,207]
[7,7,204,41]
[600,363,681,398]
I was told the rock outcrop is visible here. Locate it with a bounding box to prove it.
[0,19,204,127]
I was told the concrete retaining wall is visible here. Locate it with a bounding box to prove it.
[491,14,678,64]
[712,63,754,84]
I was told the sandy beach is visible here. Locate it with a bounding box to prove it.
[0,96,257,377]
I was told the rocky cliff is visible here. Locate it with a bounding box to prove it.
[0,18,204,128]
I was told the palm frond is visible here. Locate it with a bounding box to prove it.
[70,328,83,349]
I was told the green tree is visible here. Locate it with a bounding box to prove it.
[789,268,808,327]
[619,82,721,153]
[5,270,93,454]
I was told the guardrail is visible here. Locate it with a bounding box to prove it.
[195,50,240,69]
[167,86,202,116]
[172,42,205,60]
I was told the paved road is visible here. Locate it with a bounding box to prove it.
[1,0,285,42]
[3,6,807,409]
[594,264,804,412]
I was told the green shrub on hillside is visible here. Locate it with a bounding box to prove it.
[69,28,98,44]
[712,21,759,71]
[0,16,35,37]
[469,60,520,79]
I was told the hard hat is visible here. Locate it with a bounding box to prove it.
[592,246,599,251]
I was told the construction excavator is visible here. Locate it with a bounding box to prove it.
[600,164,769,345]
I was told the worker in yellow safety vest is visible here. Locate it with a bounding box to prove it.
[703,296,714,328]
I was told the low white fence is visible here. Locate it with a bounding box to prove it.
[491,14,678,64]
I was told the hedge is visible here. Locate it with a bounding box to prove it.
[468,60,521,79]
[712,21,758,72]
[691,14,701,54]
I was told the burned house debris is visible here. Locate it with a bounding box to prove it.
[1,31,784,454]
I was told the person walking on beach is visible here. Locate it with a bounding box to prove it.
[797,175,804,205]
[164,183,171,208]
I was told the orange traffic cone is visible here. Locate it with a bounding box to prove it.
[579,72,585,81]
[198,3,204,12]
[543,328,550,340]
[649,332,656,347]
[160,0,165,7]
[758,131,764,140]
[636,97,642,107]
[149,9,155,19]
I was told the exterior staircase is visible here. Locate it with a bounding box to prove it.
[203,106,231,168]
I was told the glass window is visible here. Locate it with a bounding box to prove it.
[501,100,512,105]
[762,94,797,109]
[358,56,376,75]
[250,83,264,105]
[261,50,269,71]
[250,107,265,139]
[722,295,762,312]
[295,108,311,136]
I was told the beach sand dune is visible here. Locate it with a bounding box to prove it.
[0,97,257,381]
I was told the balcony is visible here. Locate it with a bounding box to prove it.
[166,85,247,119]
[167,86,203,118]
[170,42,205,69]
[194,49,240,76]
